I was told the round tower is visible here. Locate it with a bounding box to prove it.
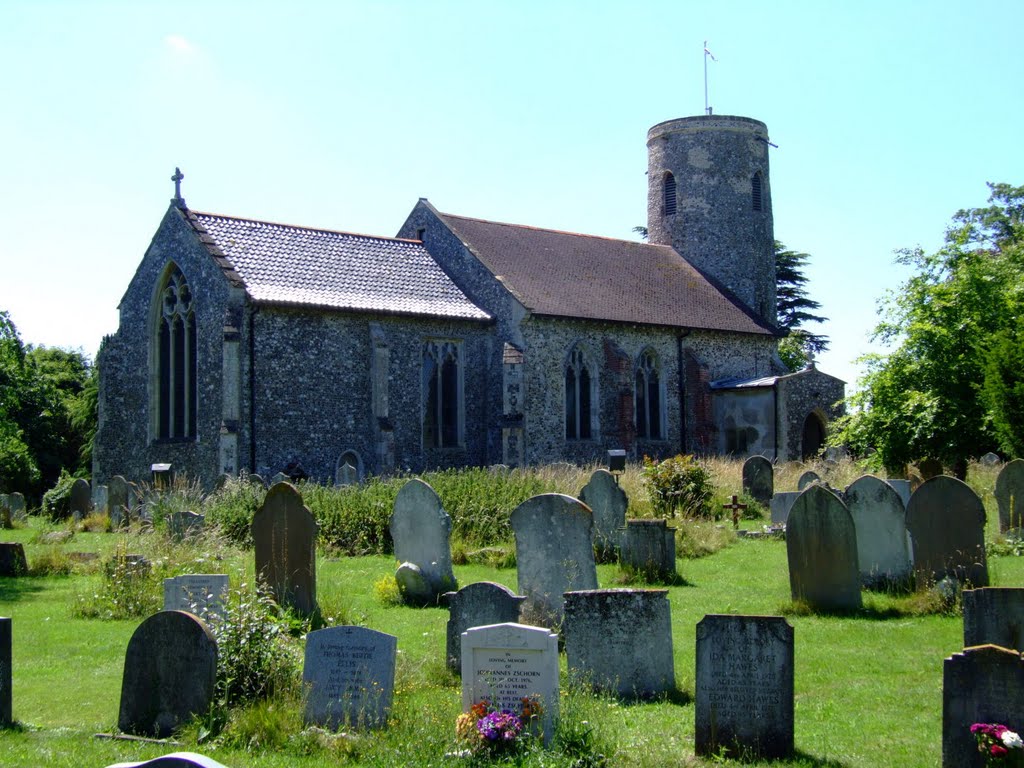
[647,115,776,324]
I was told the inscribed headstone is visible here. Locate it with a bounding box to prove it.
[770,492,800,525]
[167,510,205,541]
[108,475,131,528]
[906,476,988,588]
[461,622,559,745]
[563,589,674,699]
[995,459,1024,533]
[389,479,457,605]
[302,626,397,730]
[0,617,10,727]
[942,644,1024,768]
[742,456,773,503]
[845,474,912,588]
[509,494,598,627]
[578,469,628,558]
[70,478,91,521]
[117,611,217,738]
[786,485,862,610]
[695,614,794,759]
[444,581,525,674]
[103,752,230,768]
[797,470,820,490]
[963,588,1024,652]
[163,574,230,625]
[620,519,676,581]
[93,484,109,516]
[336,462,359,487]
[0,544,28,577]
[251,482,318,615]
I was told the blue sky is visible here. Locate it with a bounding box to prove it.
[2,1,1021,390]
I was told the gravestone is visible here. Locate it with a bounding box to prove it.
[461,622,559,746]
[0,617,10,727]
[335,461,359,487]
[103,753,230,768]
[963,588,1024,651]
[247,473,266,488]
[563,589,674,699]
[163,574,230,625]
[509,494,598,627]
[270,472,289,486]
[995,459,1024,533]
[942,644,1024,768]
[797,470,820,490]
[389,479,457,605]
[980,451,1002,466]
[884,479,912,508]
[917,457,944,480]
[108,475,132,528]
[906,476,989,588]
[93,484,109,516]
[0,544,28,577]
[214,473,231,491]
[302,626,397,730]
[118,611,217,738]
[251,482,318,616]
[695,614,794,759]
[70,478,91,521]
[0,499,10,530]
[151,463,174,490]
[786,485,862,610]
[845,474,912,588]
[742,456,773,503]
[8,491,26,521]
[620,519,676,581]
[578,469,628,558]
[443,581,525,674]
[770,492,800,525]
[167,511,205,541]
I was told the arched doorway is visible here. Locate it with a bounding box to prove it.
[801,413,825,460]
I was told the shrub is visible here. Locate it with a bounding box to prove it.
[73,547,160,619]
[28,546,73,576]
[305,479,397,555]
[41,469,79,521]
[641,455,715,518]
[205,477,266,547]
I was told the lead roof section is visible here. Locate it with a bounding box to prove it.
[190,210,491,321]
[436,211,776,335]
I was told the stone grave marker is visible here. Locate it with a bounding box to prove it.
[247,472,266,488]
[302,626,397,730]
[70,478,91,521]
[563,589,674,699]
[118,611,217,738]
[884,479,912,508]
[103,752,230,768]
[389,479,457,605]
[443,581,525,674]
[335,461,359,487]
[509,494,598,627]
[167,510,205,541]
[942,644,1024,768]
[270,472,289,486]
[578,469,628,558]
[845,474,912,588]
[0,499,10,530]
[770,492,800,525]
[906,476,988,589]
[786,485,862,611]
[695,614,794,760]
[963,588,1024,651]
[981,451,1002,466]
[742,455,773,504]
[797,470,820,490]
[0,544,28,577]
[620,519,676,581]
[163,574,230,625]
[995,459,1024,533]
[108,475,131,528]
[461,622,559,745]
[9,491,27,521]
[93,484,109,516]
[1,617,10,727]
[214,473,231,491]
[252,482,318,616]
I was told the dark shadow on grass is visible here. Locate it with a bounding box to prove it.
[0,576,47,602]
[782,749,849,767]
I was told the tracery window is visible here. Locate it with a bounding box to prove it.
[635,349,663,440]
[565,345,596,440]
[423,340,462,448]
[154,264,197,440]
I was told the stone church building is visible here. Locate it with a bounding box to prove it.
[94,114,844,487]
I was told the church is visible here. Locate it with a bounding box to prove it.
[93,114,844,488]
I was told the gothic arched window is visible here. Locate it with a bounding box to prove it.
[154,264,197,440]
[565,344,596,440]
[664,172,678,216]
[752,171,764,212]
[423,340,462,448]
[635,349,663,440]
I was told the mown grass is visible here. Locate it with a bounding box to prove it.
[0,458,1022,767]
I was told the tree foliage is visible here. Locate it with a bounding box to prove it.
[832,182,1024,476]
[775,241,829,370]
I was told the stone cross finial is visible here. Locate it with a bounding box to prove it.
[171,167,185,206]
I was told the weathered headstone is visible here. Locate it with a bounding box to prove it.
[70,478,91,521]
[247,473,266,488]
[980,451,1002,466]
[335,461,359,487]
[942,644,1024,768]
[0,544,28,577]
[742,456,773,503]
[620,519,676,581]
[270,472,289,486]
[389,479,457,605]
[0,498,10,530]
[163,575,230,625]
[786,485,861,610]
[108,475,131,528]
[93,484,109,516]
[214,473,231,491]
[509,494,598,627]
[103,752,230,768]
[117,611,217,738]
[0,617,10,727]
[563,589,674,699]
[884,479,912,509]
[695,614,794,760]
[963,588,1024,652]
[461,622,559,746]
[770,492,800,525]
[444,581,525,674]
[302,626,397,730]
[845,474,912,588]
[167,510,205,541]
[251,482,318,615]
[906,476,988,588]
[578,469,628,558]
[797,470,820,490]
[995,459,1024,533]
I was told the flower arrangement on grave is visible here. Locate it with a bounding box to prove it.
[455,696,542,755]
[971,723,1024,765]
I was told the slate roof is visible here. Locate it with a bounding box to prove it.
[188,210,491,321]
[436,211,776,335]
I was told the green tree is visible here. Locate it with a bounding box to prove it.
[0,311,40,492]
[775,242,829,370]
[832,182,1024,478]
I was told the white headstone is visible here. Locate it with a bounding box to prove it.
[163,574,230,625]
[845,475,912,587]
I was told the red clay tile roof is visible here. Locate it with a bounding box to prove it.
[191,211,490,321]
[437,212,775,335]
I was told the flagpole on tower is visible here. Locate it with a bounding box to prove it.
[703,41,717,115]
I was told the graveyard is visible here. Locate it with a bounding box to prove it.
[0,458,1022,767]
